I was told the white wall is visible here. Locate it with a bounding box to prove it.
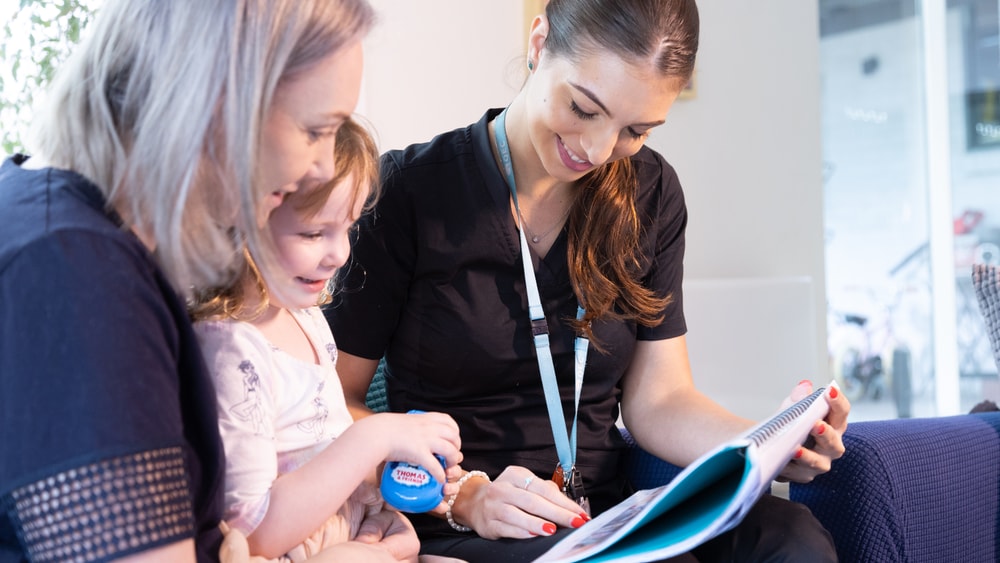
[361,0,525,151]
[360,1,831,395]
[651,0,828,382]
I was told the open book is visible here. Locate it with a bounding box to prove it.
[537,382,836,563]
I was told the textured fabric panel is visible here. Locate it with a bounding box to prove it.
[617,427,683,490]
[4,447,194,562]
[973,263,1000,373]
[790,413,1000,563]
[365,359,390,413]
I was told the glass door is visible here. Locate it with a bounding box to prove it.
[820,0,936,420]
[820,0,1000,420]
[947,0,1000,410]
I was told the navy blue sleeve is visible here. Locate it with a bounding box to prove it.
[0,230,198,560]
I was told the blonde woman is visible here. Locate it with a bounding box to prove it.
[0,0,380,561]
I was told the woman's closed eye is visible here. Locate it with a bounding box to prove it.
[571,101,647,140]
[625,127,647,140]
[306,128,336,143]
[570,101,597,120]
[299,231,324,240]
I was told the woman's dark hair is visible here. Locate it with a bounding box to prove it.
[544,0,699,347]
[544,0,699,84]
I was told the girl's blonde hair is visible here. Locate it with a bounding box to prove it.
[30,0,375,297]
[190,117,380,322]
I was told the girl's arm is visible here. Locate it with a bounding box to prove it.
[247,412,462,558]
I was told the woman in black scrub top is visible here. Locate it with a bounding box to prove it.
[327,1,850,561]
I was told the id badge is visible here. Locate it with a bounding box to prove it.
[552,465,591,517]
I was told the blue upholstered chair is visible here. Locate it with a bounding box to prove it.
[789,412,1000,562]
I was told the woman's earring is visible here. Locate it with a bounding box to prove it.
[527,58,534,72]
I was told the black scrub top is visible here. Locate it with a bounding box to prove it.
[327,108,688,533]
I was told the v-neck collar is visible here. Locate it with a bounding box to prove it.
[471,109,570,273]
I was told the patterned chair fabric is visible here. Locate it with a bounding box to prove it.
[790,413,1000,562]
[973,263,1000,373]
[365,359,390,413]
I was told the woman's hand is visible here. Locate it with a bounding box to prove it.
[354,508,421,562]
[450,466,590,540]
[777,380,850,483]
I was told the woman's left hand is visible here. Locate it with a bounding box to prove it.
[354,508,421,563]
[776,380,849,483]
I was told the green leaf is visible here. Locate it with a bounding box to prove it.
[2,0,96,152]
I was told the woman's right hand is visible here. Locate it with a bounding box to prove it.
[452,466,589,539]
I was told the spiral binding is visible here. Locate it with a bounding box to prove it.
[746,386,826,447]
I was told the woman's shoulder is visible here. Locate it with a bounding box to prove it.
[0,156,140,270]
[630,145,685,214]
[631,145,680,186]
[381,109,495,180]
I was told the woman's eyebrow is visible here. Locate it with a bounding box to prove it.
[569,82,666,128]
[570,82,611,116]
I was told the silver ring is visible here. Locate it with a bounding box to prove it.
[522,476,534,489]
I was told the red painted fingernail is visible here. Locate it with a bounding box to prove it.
[830,387,839,399]
[571,517,586,528]
[795,448,804,459]
[798,379,811,386]
[543,522,557,535]
[579,512,591,522]
[817,424,826,435]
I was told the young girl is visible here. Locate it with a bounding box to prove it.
[191,118,464,562]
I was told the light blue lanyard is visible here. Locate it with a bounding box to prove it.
[494,108,589,477]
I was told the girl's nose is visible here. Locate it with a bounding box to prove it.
[322,236,351,269]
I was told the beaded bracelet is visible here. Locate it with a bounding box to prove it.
[446,470,490,532]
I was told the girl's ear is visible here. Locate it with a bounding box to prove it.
[526,14,549,68]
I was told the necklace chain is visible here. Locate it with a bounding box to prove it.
[513,200,571,244]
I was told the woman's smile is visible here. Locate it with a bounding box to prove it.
[557,136,592,172]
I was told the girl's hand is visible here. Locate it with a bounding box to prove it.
[777,380,849,483]
[452,466,590,539]
[361,411,463,485]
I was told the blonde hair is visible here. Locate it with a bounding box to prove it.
[29,0,375,297]
[190,117,381,322]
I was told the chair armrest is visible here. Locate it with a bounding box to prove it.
[790,413,1000,563]
[618,426,683,490]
